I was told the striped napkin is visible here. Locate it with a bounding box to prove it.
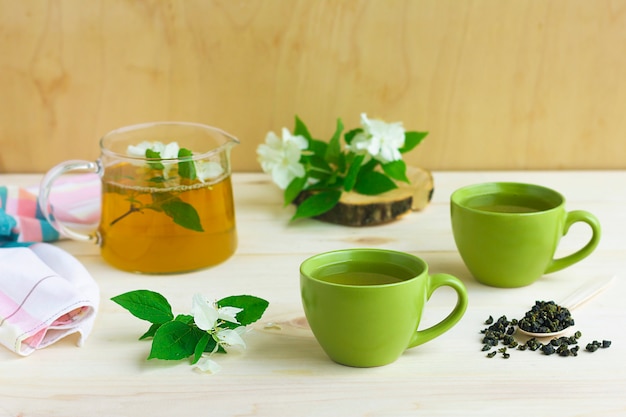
[0,174,100,243]
[0,175,100,355]
[0,243,99,356]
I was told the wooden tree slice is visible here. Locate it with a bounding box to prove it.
[399,166,435,211]
[294,167,434,227]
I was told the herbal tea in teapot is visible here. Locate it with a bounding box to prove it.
[39,122,239,274]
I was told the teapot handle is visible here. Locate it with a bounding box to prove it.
[38,159,102,243]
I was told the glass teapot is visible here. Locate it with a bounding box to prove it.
[39,121,239,274]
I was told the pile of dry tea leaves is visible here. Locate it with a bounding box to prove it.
[517,300,575,334]
[480,301,612,359]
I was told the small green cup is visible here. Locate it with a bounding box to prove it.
[450,182,601,288]
[300,249,468,367]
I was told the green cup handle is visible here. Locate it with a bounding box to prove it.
[408,273,468,348]
[545,210,601,274]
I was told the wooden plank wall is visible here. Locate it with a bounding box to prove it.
[1,0,625,173]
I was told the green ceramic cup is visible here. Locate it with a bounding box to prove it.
[450,182,601,288]
[300,249,468,367]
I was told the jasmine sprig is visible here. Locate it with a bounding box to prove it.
[110,142,220,232]
[257,113,428,221]
[111,290,269,373]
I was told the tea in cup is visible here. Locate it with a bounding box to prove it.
[300,248,468,367]
[450,182,601,288]
[39,121,239,274]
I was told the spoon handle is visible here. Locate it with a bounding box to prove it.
[559,275,615,311]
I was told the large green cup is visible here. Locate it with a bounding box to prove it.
[450,182,601,288]
[300,249,468,367]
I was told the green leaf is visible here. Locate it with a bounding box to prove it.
[400,131,428,154]
[139,323,162,340]
[359,158,379,175]
[291,190,342,220]
[344,154,365,192]
[145,149,165,170]
[294,115,313,141]
[218,295,270,326]
[308,138,328,158]
[192,333,210,364]
[161,198,204,232]
[307,167,331,182]
[148,321,199,361]
[148,176,167,184]
[382,160,410,183]
[344,128,362,145]
[307,154,332,175]
[205,337,221,353]
[284,175,308,206]
[324,118,343,165]
[306,173,343,191]
[111,290,174,324]
[337,152,347,173]
[354,171,398,195]
[177,148,197,180]
[174,314,194,324]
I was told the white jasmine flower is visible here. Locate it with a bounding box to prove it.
[127,141,181,159]
[216,327,247,350]
[196,161,224,182]
[194,357,222,374]
[216,306,243,324]
[190,296,248,375]
[161,142,181,159]
[348,113,405,163]
[126,141,155,158]
[127,141,181,177]
[257,127,308,189]
[191,294,242,331]
[127,142,227,182]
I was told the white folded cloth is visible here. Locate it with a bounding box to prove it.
[0,243,99,356]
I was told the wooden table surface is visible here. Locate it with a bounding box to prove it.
[1,171,625,417]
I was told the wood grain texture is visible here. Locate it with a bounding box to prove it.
[1,0,626,173]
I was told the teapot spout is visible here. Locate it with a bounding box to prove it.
[216,129,240,151]
[225,135,240,149]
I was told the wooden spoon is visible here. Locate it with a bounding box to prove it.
[517,275,615,339]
